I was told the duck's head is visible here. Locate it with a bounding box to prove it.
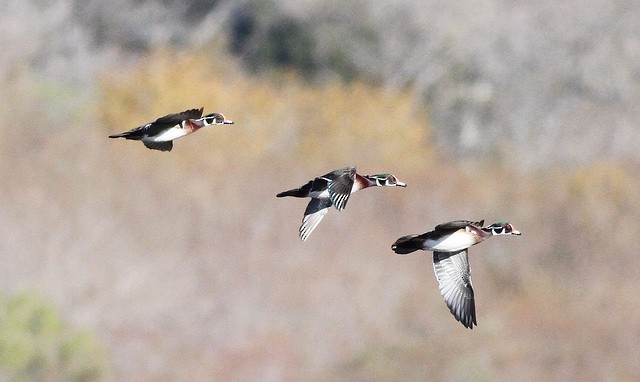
[202,113,234,126]
[366,173,407,187]
[484,222,521,236]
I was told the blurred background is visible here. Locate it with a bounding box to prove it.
[1,0,639,380]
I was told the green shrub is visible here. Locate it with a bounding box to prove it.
[0,292,108,381]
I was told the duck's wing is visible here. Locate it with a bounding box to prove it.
[154,108,204,124]
[434,220,484,232]
[299,198,333,241]
[432,250,477,329]
[326,167,356,211]
[143,141,173,152]
[319,166,356,181]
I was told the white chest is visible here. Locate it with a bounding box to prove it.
[425,231,478,252]
[145,127,190,142]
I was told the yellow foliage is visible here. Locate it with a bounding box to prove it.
[563,162,640,231]
[569,162,638,203]
[98,48,433,171]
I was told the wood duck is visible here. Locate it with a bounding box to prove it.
[277,166,407,241]
[108,108,233,151]
[391,220,521,329]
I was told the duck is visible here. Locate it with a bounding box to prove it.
[391,220,521,329]
[277,166,407,241]
[108,108,233,151]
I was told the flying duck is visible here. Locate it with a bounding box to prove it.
[108,108,233,151]
[392,220,521,329]
[277,166,406,241]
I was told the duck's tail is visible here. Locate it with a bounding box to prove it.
[108,130,140,139]
[391,234,425,254]
[276,181,312,198]
[108,132,129,138]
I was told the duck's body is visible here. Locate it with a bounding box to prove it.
[392,221,521,329]
[277,166,406,241]
[392,220,488,254]
[109,108,233,151]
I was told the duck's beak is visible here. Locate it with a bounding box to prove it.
[396,180,407,187]
[223,119,234,125]
[512,228,522,235]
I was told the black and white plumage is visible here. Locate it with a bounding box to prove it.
[108,108,233,151]
[392,220,521,329]
[277,166,406,241]
[433,249,476,329]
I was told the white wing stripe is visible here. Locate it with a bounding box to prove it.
[299,208,329,241]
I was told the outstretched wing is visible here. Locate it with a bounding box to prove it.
[327,167,356,211]
[319,166,356,182]
[432,250,477,329]
[299,198,332,241]
[434,220,484,232]
[154,108,204,124]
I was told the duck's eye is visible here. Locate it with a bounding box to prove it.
[215,114,224,124]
